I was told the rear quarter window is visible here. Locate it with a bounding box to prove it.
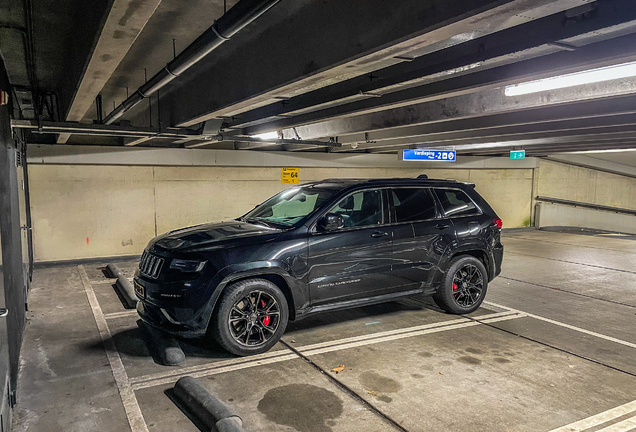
[434,189,481,217]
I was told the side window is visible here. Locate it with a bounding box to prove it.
[391,188,437,222]
[434,189,480,217]
[328,190,383,228]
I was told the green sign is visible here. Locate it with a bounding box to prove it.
[510,150,526,159]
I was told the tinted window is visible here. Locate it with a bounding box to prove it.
[391,188,437,222]
[245,186,336,226]
[328,190,383,228]
[434,189,480,217]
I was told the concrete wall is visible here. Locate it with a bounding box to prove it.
[536,160,636,211]
[27,162,534,262]
[535,202,636,235]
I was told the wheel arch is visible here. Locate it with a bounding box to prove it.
[227,273,296,321]
[208,269,298,327]
[450,249,492,280]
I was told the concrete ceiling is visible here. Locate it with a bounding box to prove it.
[3,0,636,157]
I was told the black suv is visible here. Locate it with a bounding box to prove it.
[134,176,504,356]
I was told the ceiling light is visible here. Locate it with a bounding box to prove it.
[505,61,636,96]
[251,131,279,140]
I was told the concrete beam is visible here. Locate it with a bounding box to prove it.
[227,0,636,131]
[266,32,636,137]
[281,87,636,142]
[332,124,636,153]
[59,0,163,143]
[26,144,540,169]
[156,0,596,128]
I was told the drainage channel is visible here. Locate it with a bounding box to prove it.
[279,339,410,432]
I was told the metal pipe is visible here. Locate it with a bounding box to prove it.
[103,0,281,125]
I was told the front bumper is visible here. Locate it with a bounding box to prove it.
[136,301,209,338]
[134,272,215,338]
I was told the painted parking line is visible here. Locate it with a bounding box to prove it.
[78,265,149,432]
[131,310,525,390]
[485,301,636,350]
[549,399,636,432]
[104,310,139,320]
[130,348,297,389]
[595,416,636,432]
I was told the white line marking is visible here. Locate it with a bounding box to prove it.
[131,310,524,390]
[78,265,149,432]
[300,321,482,356]
[549,400,636,432]
[485,301,636,350]
[595,416,636,432]
[132,353,298,390]
[89,277,133,285]
[130,349,295,386]
[478,313,528,324]
[104,310,139,320]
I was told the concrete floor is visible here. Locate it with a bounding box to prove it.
[12,229,636,432]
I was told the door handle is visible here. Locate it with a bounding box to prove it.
[370,231,389,238]
[435,223,450,230]
[0,309,8,318]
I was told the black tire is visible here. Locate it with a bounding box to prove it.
[211,278,289,356]
[434,255,488,314]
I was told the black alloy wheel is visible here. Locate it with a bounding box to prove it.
[228,290,281,347]
[434,255,488,314]
[451,264,484,308]
[211,278,289,356]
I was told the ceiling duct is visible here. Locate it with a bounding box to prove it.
[102,0,282,125]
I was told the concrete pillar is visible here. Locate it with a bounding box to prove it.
[0,61,26,393]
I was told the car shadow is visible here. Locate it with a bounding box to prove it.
[83,323,235,363]
[285,297,442,333]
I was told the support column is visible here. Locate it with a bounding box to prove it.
[0,61,26,393]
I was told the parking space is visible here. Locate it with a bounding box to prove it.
[13,229,636,432]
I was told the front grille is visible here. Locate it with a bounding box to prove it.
[139,251,164,279]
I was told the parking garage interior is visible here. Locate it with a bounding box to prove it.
[2,0,636,431]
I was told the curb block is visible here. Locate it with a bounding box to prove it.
[138,321,186,366]
[173,376,243,431]
[105,263,123,278]
[115,274,137,309]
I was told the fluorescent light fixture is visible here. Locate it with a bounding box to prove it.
[505,61,636,96]
[251,131,278,140]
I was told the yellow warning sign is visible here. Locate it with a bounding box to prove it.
[281,167,299,184]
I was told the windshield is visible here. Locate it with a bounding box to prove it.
[242,185,338,227]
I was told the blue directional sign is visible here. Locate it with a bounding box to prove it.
[403,149,456,162]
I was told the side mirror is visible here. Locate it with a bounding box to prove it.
[320,213,345,231]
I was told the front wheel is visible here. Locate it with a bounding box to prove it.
[211,278,289,356]
[434,256,488,314]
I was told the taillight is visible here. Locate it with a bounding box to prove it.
[493,218,503,229]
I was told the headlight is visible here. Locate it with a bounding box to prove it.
[170,259,207,273]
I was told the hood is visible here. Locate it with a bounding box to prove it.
[150,220,283,252]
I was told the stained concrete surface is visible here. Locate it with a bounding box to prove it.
[13,229,636,431]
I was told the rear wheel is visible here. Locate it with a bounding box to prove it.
[211,278,289,356]
[434,255,488,314]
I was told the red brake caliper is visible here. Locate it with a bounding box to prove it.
[261,300,271,326]
[453,283,458,290]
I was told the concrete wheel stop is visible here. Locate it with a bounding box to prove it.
[105,263,123,278]
[170,376,244,432]
[137,320,186,366]
[106,263,137,309]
